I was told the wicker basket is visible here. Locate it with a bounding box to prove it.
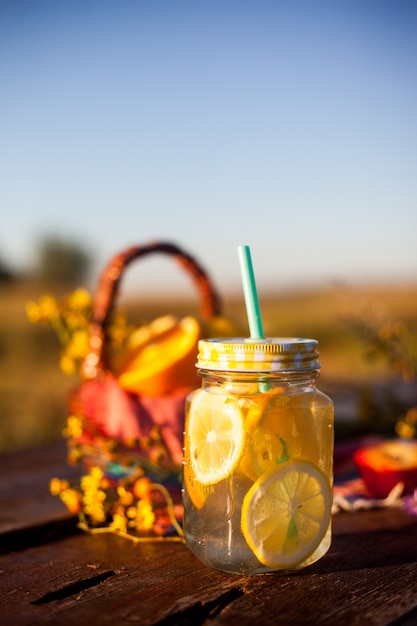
[59,241,221,540]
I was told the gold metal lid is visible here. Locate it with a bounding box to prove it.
[197,337,320,372]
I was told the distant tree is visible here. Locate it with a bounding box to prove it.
[36,236,91,286]
[0,256,15,282]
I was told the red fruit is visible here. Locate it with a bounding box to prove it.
[354,439,417,498]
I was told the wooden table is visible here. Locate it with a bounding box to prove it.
[1,441,417,625]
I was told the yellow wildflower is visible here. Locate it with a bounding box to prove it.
[133,477,152,500]
[117,486,134,507]
[38,294,59,319]
[67,445,83,465]
[61,488,82,514]
[67,288,91,310]
[59,354,76,375]
[82,496,106,524]
[49,478,82,514]
[49,477,69,496]
[49,477,61,496]
[81,467,107,524]
[26,301,42,323]
[81,467,104,489]
[127,500,155,533]
[110,511,128,533]
[66,329,90,360]
[63,415,83,439]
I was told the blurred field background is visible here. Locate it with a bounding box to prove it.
[2,4,417,455]
[1,244,416,453]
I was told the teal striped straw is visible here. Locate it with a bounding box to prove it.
[237,245,265,340]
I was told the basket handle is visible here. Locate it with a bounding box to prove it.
[82,241,222,380]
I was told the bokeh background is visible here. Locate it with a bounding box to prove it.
[1,0,416,452]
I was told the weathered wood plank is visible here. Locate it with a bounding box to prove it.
[0,440,81,536]
[1,508,416,625]
[2,442,417,625]
[207,511,417,626]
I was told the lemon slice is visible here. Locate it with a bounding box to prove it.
[183,452,212,509]
[241,460,331,569]
[239,431,289,482]
[187,391,245,485]
[240,394,321,481]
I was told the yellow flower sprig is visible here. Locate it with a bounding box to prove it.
[26,288,135,376]
[50,468,184,543]
[344,309,417,385]
[343,303,417,439]
[26,289,92,375]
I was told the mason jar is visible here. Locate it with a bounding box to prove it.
[182,338,334,575]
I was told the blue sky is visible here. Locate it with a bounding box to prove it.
[1,0,416,296]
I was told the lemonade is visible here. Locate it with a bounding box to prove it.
[182,338,334,575]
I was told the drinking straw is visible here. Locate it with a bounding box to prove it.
[238,245,265,340]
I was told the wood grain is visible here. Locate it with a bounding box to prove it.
[1,441,417,625]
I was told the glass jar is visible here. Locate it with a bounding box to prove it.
[182,338,334,575]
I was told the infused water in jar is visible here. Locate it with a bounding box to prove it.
[182,338,334,575]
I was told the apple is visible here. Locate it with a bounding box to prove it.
[353,439,417,498]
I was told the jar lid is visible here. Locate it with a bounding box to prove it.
[196,338,320,372]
